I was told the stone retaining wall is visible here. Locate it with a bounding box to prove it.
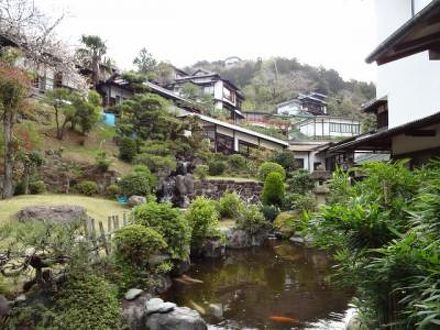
[193,179,262,202]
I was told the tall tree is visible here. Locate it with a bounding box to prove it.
[76,35,107,88]
[133,47,157,74]
[0,62,31,199]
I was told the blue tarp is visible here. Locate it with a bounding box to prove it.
[102,112,116,127]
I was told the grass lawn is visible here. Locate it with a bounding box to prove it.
[206,176,259,183]
[0,194,128,225]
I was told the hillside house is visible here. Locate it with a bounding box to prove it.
[324,0,440,167]
[276,92,328,117]
[169,69,245,121]
[294,116,361,140]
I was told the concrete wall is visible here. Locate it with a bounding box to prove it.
[375,0,440,128]
[292,150,326,172]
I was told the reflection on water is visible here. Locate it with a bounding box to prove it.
[164,241,352,330]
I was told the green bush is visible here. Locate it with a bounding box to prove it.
[118,168,155,197]
[236,204,270,235]
[208,160,226,176]
[119,137,137,162]
[29,180,46,194]
[132,201,191,260]
[106,183,120,197]
[194,164,209,180]
[218,191,243,218]
[283,192,316,212]
[262,172,285,207]
[51,273,121,330]
[228,154,247,170]
[261,204,279,222]
[286,170,315,195]
[134,153,177,173]
[113,224,167,265]
[271,151,296,171]
[95,151,112,172]
[186,197,220,249]
[76,180,98,196]
[258,162,286,182]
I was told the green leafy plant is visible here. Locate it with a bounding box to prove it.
[133,153,177,173]
[262,172,285,207]
[118,169,155,197]
[261,204,280,222]
[208,160,226,176]
[283,192,316,212]
[50,273,122,330]
[218,191,243,218]
[185,197,220,250]
[258,162,286,182]
[76,180,98,196]
[106,183,120,197]
[285,169,315,195]
[194,164,209,180]
[119,137,137,162]
[95,151,112,172]
[132,201,191,260]
[236,204,270,235]
[228,154,247,170]
[113,224,167,265]
[271,151,296,172]
[28,179,46,194]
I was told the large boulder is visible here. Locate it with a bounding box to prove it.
[122,292,152,330]
[146,305,207,330]
[16,205,87,224]
[128,195,147,207]
[0,295,10,320]
[197,238,225,258]
[224,228,268,249]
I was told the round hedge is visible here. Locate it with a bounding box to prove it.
[258,162,286,182]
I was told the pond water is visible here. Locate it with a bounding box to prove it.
[164,241,353,330]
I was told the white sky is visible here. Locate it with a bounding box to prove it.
[37,0,378,82]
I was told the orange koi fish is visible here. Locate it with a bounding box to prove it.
[269,315,299,324]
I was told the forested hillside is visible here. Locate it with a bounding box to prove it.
[185,57,376,119]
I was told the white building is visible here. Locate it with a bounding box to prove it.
[171,69,245,121]
[276,92,328,117]
[294,116,360,140]
[325,0,440,167]
[288,142,328,172]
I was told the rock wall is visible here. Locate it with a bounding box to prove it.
[193,179,262,202]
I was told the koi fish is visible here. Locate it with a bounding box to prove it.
[181,274,204,284]
[189,300,206,315]
[269,315,299,324]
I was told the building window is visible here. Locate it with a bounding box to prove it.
[294,158,305,169]
[223,87,235,103]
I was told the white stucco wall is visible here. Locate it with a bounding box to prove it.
[375,0,440,128]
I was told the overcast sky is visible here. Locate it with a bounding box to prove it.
[37,0,378,82]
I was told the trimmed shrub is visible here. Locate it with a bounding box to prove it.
[29,180,46,194]
[236,204,270,235]
[118,171,153,197]
[218,191,243,218]
[95,151,112,172]
[194,164,209,180]
[186,197,220,249]
[134,153,176,173]
[262,172,285,207]
[228,154,247,170]
[258,162,286,182]
[271,151,296,172]
[132,201,191,260]
[51,273,121,330]
[113,224,167,265]
[261,204,280,222]
[106,183,120,197]
[208,160,226,176]
[119,137,137,162]
[76,180,98,196]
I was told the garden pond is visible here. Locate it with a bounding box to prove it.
[164,241,354,329]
